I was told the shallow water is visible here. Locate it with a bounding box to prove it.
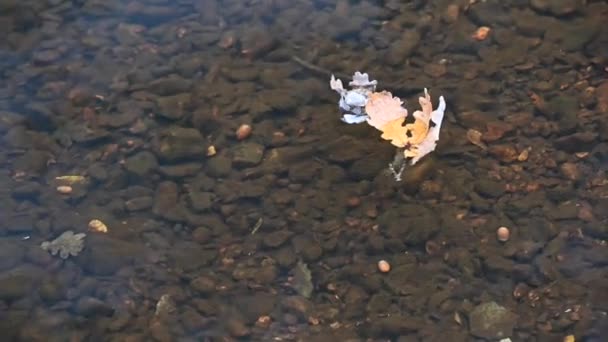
[1,0,607,341]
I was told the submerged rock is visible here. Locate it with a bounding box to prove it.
[153,126,207,162]
[469,301,517,339]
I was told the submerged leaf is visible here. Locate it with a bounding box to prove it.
[292,260,313,298]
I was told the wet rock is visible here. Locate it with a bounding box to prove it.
[327,15,366,40]
[25,245,54,267]
[292,234,323,261]
[514,11,547,37]
[4,213,36,235]
[385,30,420,66]
[75,296,115,317]
[0,273,36,300]
[38,277,65,302]
[124,151,158,177]
[11,181,41,200]
[547,201,580,220]
[381,207,439,245]
[240,27,277,59]
[368,315,424,337]
[235,293,277,322]
[263,230,293,248]
[530,0,585,17]
[153,126,207,162]
[170,242,216,272]
[349,150,393,180]
[80,235,138,276]
[545,95,578,132]
[147,74,192,96]
[0,241,24,271]
[12,149,51,175]
[554,132,598,152]
[68,125,111,144]
[585,221,608,239]
[224,315,250,337]
[181,309,209,332]
[125,196,153,211]
[232,262,278,284]
[173,56,204,78]
[232,143,265,168]
[475,179,505,198]
[467,1,513,26]
[191,226,212,244]
[159,163,202,178]
[288,162,320,183]
[188,191,214,212]
[274,247,297,267]
[190,275,216,295]
[206,154,232,177]
[597,81,608,114]
[469,301,517,339]
[559,162,581,181]
[156,93,191,120]
[33,49,62,66]
[282,296,312,319]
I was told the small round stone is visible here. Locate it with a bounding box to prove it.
[236,124,252,140]
[497,226,510,242]
[377,260,391,273]
[56,185,73,194]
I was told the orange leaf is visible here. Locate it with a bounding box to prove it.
[379,117,429,148]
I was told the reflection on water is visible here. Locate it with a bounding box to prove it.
[1,0,607,340]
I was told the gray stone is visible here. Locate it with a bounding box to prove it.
[156,93,191,120]
[153,126,207,162]
[124,151,158,176]
[189,191,215,212]
[469,301,517,339]
[475,179,505,198]
[232,143,265,168]
[530,0,585,17]
[206,155,232,177]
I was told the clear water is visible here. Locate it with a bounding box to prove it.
[1,0,607,341]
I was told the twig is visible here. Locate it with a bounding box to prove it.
[251,218,263,235]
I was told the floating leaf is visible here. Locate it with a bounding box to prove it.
[365,91,408,130]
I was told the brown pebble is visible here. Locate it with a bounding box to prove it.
[255,315,271,328]
[88,219,108,233]
[236,124,252,140]
[377,260,391,273]
[56,185,73,194]
[472,26,490,41]
[497,226,510,242]
[560,162,581,181]
[346,196,361,207]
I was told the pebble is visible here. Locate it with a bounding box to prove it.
[377,260,391,273]
[88,219,108,233]
[236,124,252,140]
[56,185,73,194]
[206,145,216,156]
[497,227,510,242]
[472,26,491,41]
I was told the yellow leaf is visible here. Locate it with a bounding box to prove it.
[55,175,86,184]
[379,117,430,148]
[379,118,409,147]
